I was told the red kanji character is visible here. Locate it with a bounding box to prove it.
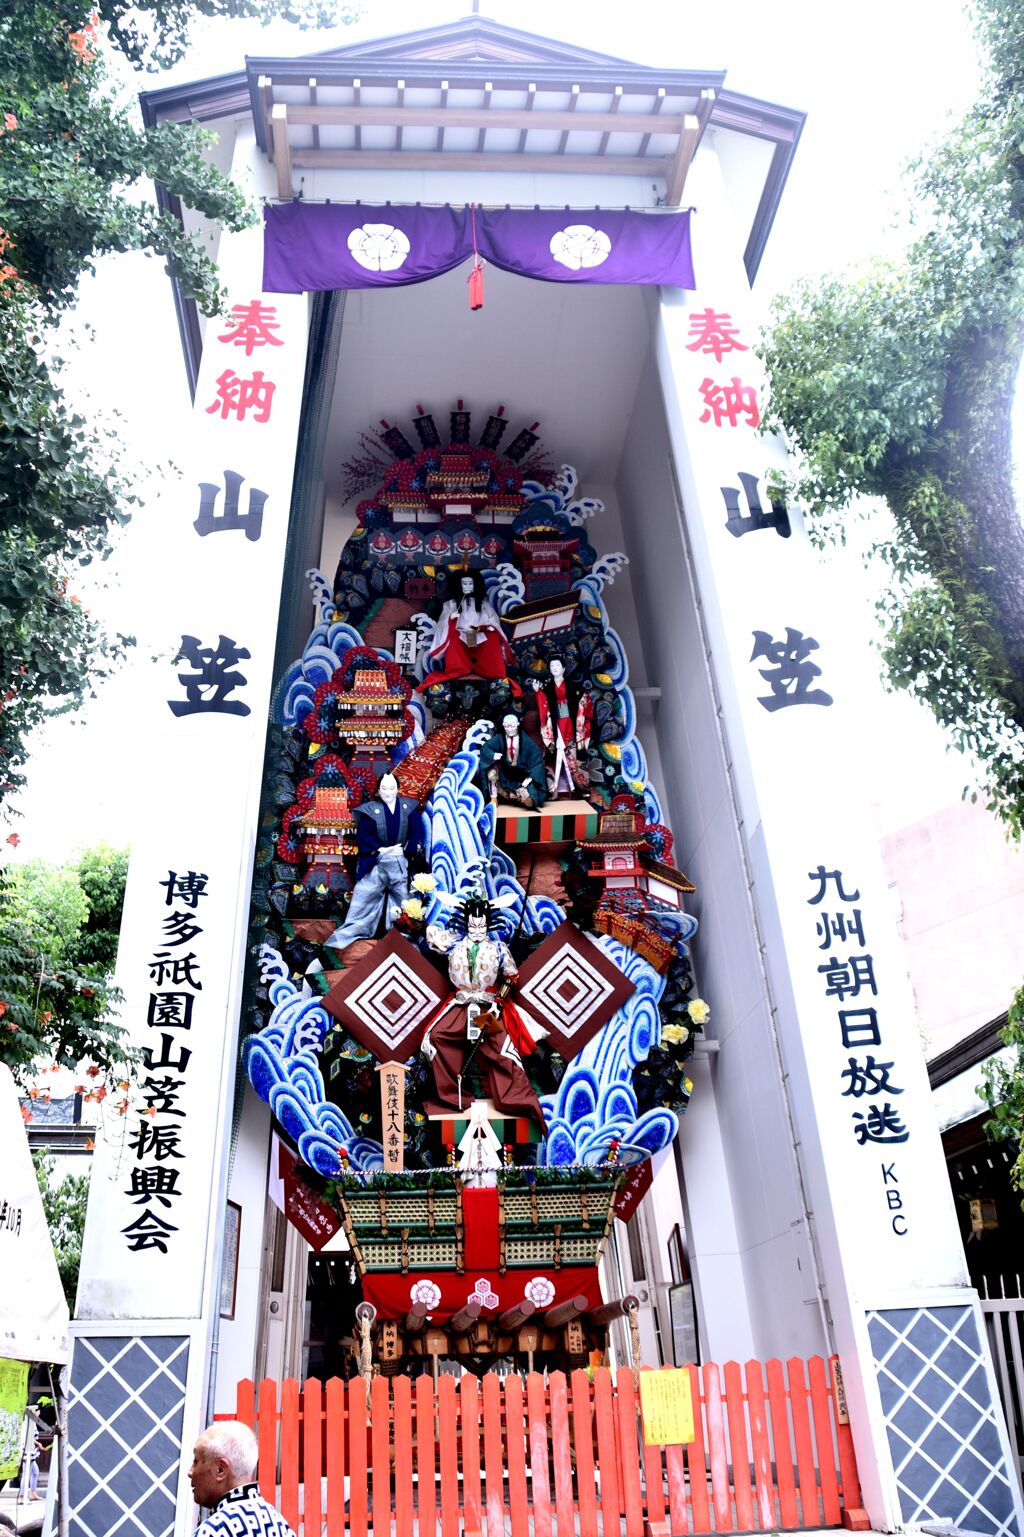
[685,307,749,362]
[217,301,283,357]
[205,369,276,423]
[699,376,761,428]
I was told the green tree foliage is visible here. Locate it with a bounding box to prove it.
[980,986,1024,1198]
[32,1149,89,1308]
[0,845,128,1080]
[0,0,356,806]
[759,0,1024,837]
[760,0,1024,1185]
[70,843,129,971]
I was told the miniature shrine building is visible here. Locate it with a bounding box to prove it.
[68,16,1023,1537]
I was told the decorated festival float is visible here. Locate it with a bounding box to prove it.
[244,406,704,1375]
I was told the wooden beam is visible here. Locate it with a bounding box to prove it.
[405,1302,430,1334]
[541,1295,589,1329]
[291,147,667,177]
[352,78,361,150]
[557,83,580,153]
[638,87,666,158]
[285,102,687,136]
[450,1299,482,1334]
[496,1300,535,1331]
[697,85,717,131]
[395,78,404,151]
[664,112,699,205]
[271,103,293,200]
[476,80,492,152]
[598,85,622,155]
[258,74,274,162]
[436,79,448,151]
[516,82,536,153]
[309,78,319,151]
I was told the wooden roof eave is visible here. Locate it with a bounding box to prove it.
[263,94,703,206]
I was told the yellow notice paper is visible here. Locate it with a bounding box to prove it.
[639,1368,694,1446]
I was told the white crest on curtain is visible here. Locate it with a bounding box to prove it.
[347,223,411,272]
[549,225,611,270]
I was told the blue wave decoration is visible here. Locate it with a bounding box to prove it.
[277,620,366,728]
[538,938,678,1165]
[426,746,561,934]
[242,947,381,1176]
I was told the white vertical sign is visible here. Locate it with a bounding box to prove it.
[655,149,967,1303]
[77,219,308,1320]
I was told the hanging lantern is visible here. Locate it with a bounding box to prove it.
[969,1196,999,1234]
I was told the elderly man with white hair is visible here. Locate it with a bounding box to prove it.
[188,1420,296,1536]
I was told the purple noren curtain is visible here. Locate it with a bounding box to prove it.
[262,203,694,294]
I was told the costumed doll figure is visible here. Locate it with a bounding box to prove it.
[421,895,546,1128]
[478,713,547,809]
[420,569,513,687]
[327,771,426,950]
[533,657,593,796]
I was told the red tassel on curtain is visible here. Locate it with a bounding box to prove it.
[468,201,485,310]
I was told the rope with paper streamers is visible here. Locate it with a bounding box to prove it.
[627,1297,643,1393]
[355,1302,376,1405]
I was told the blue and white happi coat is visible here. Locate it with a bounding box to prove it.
[197,1483,296,1537]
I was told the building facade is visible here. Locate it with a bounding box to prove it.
[68,18,1022,1537]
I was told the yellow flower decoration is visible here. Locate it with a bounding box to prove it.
[661,1023,688,1046]
[687,998,710,1025]
[411,873,437,894]
[402,898,425,921]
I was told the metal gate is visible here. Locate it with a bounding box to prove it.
[982,1278,1024,1500]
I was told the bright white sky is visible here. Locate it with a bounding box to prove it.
[6,0,992,861]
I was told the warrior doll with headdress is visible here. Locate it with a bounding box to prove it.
[421,893,546,1128]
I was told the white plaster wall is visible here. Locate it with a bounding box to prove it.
[616,351,827,1362]
[294,165,661,211]
[213,1086,272,1413]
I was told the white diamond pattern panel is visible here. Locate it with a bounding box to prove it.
[68,1334,188,1537]
[518,946,615,1039]
[868,1306,1020,1537]
[347,955,438,1049]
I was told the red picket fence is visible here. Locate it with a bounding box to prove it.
[231,1356,865,1535]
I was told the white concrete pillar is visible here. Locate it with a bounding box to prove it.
[653,135,1023,1535]
[676,1054,756,1362]
[68,129,308,1537]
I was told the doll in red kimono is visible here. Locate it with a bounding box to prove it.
[533,657,593,796]
[420,570,513,687]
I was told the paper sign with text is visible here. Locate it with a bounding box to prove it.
[639,1368,694,1446]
